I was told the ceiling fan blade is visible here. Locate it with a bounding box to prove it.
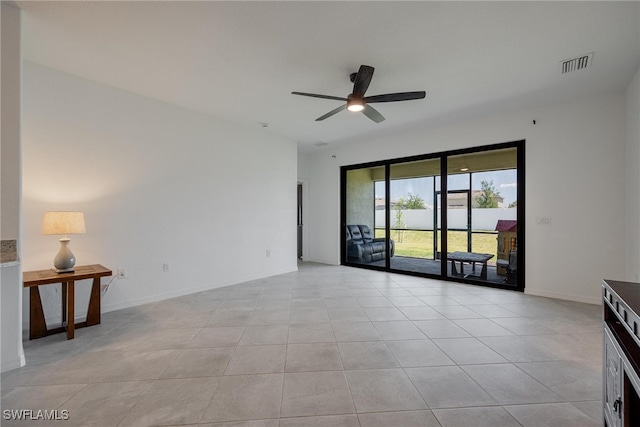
[316,104,347,121]
[292,92,348,102]
[352,65,375,97]
[362,104,385,123]
[365,91,426,103]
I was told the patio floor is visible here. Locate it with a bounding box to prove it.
[364,256,513,287]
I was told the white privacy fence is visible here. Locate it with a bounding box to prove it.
[375,208,517,231]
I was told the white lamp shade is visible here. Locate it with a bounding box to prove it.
[42,211,86,235]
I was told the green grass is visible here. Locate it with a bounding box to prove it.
[375,229,499,264]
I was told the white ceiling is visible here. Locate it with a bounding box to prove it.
[16,1,640,151]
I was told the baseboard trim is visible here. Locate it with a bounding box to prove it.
[101,265,298,314]
[1,354,25,373]
[524,287,601,305]
[305,258,339,266]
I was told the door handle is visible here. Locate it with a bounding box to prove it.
[614,397,622,417]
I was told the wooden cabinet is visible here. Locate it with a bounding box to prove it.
[603,280,640,427]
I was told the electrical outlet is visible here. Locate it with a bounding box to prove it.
[162,263,170,272]
[536,216,551,226]
[116,268,126,278]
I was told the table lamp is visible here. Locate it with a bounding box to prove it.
[42,211,86,273]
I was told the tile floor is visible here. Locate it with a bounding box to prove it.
[1,262,603,426]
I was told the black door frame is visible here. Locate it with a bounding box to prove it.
[340,140,525,292]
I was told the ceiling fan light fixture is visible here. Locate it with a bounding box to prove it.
[292,65,426,122]
[347,97,365,112]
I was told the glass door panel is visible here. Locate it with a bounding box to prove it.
[388,159,440,274]
[445,148,519,284]
[345,166,388,267]
[468,148,518,286]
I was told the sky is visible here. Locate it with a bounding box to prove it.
[375,169,518,207]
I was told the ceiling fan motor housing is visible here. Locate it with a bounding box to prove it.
[347,94,365,111]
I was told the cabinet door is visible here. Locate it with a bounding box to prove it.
[604,328,622,427]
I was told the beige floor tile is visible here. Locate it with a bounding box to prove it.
[504,402,600,427]
[281,371,355,417]
[1,383,86,412]
[386,340,455,367]
[285,343,343,372]
[432,406,521,427]
[432,337,507,364]
[119,377,218,426]
[413,319,471,339]
[331,322,382,342]
[327,307,369,322]
[290,308,330,324]
[53,381,153,426]
[202,374,283,423]
[189,326,246,347]
[238,325,289,346]
[358,410,441,427]
[405,366,497,409]
[224,345,286,375]
[337,341,399,369]
[461,364,563,405]
[344,369,426,413]
[288,323,335,343]
[161,347,234,378]
[372,321,427,340]
[248,310,291,325]
[280,414,359,426]
[92,350,180,382]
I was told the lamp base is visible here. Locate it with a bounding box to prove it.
[53,237,77,273]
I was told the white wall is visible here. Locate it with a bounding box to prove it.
[626,67,640,282]
[376,208,517,231]
[1,2,25,373]
[305,93,627,304]
[21,63,298,327]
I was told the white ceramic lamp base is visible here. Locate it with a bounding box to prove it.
[53,237,76,273]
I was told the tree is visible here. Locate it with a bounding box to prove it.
[395,193,426,210]
[476,180,501,208]
[393,207,405,242]
[508,200,517,208]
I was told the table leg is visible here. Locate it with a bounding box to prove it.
[479,262,488,280]
[61,282,67,326]
[67,280,75,340]
[29,286,48,340]
[450,260,458,276]
[86,277,101,327]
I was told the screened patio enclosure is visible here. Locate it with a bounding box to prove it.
[341,141,524,291]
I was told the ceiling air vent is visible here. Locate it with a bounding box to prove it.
[560,52,594,74]
[314,142,329,147]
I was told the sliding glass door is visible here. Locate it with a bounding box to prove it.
[341,141,524,291]
[387,158,440,273]
[344,165,388,268]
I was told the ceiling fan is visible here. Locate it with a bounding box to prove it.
[292,65,426,123]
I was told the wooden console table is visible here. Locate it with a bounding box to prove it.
[23,264,112,340]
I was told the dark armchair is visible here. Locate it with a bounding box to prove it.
[346,225,394,263]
